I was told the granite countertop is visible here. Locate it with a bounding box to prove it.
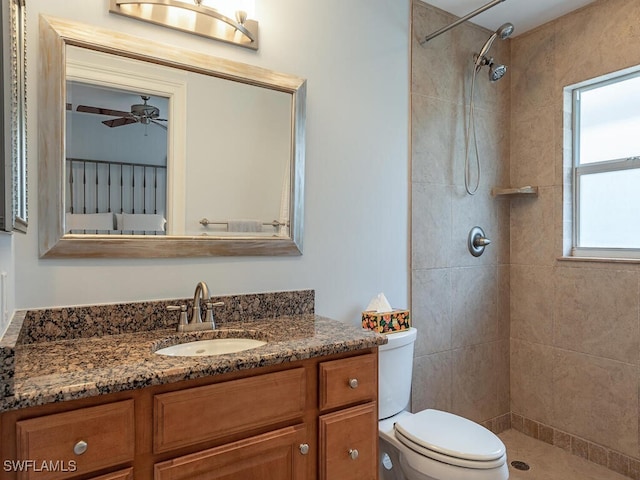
[1,313,386,412]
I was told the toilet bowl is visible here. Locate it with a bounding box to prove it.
[378,328,508,480]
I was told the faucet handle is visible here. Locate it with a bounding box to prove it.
[166,305,188,327]
[204,301,225,327]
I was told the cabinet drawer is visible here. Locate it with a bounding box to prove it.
[15,400,135,480]
[154,368,306,453]
[88,468,134,480]
[154,424,309,480]
[319,402,377,480]
[319,353,376,411]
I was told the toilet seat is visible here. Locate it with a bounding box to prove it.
[393,409,506,469]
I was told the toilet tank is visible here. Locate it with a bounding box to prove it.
[378,327,417,420]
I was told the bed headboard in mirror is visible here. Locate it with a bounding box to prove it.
[38,15,306,258]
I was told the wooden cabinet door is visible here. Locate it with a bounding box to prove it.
[15,400,134,480]
[319,403,377,480]
[319,354,377,411]
[154,368,306,453]
[154,424,310,480]
[87,468,133,480]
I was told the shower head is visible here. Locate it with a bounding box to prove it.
[489,62,507,82]
[497,22,515,39]
[475,22,514,67]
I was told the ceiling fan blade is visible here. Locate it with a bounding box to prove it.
[77,105,132,117]
[102,117,138,128]
[151,120,168,130]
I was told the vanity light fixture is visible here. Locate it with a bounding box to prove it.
[109,0,259,50]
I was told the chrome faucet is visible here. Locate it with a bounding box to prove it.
[166,281,224,332]
[191,281,211,324]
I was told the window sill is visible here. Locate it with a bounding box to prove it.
[558,255,640,265]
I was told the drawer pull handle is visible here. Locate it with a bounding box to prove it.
[299,443,310,455]
[73,440,88,455]
[349,448,359,460]
[348,378,359,389]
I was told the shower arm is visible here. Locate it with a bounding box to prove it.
[420,0,507,44]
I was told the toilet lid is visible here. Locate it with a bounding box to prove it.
[394,409,506,464]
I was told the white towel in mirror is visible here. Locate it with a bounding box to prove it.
[65,212,115,232]
[227,219,263,232]
[121,213,166,232]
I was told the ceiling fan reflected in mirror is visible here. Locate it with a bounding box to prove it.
[76,95,168,130]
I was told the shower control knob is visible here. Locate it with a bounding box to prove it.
[468,226,491,257]
[348,378,359,389]
[473,236,491,247]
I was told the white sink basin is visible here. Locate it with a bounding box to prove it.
[155,338,266,357]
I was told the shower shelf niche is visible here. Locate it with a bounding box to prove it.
[491,186,539,197]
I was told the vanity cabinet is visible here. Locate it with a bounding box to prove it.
[319,403,377,480]
[88,469,134,480]
[14,400,135,480]
[318,354,378,480]
[154,424,308,480]
[153,368,306,453]
[0,349,378,480]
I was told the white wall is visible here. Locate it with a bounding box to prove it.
[0,234,14,336]
[11,0,410,325]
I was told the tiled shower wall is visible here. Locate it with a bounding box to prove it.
[413,0,640,471]
[509,0,640,464]
[410,2,511,425]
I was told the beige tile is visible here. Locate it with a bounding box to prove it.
[495,339,510,415]
[450,188,495,266]
[411,351,451,413]
[510,23,556,113]
[411,95,461,186]
[510,265,554,344]
[411,3,465,104]
[450,187,510,267]
[510,186,557,266]
[554,430,571,452]
[497,265,510,339]
[450,342,502,423]
[411,183,452,269]
[553,267,639,364]
[496,202,511,266]
[510,106,556,188]
[500,430,630,480]
[450,266,498,348]
[451,105,510,191]
[554,0,640,88]
[588,442,608,467]
[510,339,554,425]
[411,268,451,356]
[553,349,638,457]
[572,436,589,460]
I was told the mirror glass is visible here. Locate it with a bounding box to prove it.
[0,0,27,233]
[39,15,306,257]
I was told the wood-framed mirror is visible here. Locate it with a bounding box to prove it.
[1,0,27,233]
[38,15,306,258]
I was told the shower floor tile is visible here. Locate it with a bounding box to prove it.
[499,430,630,480]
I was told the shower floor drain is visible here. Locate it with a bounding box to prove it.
[511,460,530,471]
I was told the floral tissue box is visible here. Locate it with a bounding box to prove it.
[362,309,411,333]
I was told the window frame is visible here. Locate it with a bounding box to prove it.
[570,70,640,260]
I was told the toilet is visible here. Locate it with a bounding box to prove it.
[378,328,509,480]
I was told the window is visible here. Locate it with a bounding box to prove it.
[570,69,640,258]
